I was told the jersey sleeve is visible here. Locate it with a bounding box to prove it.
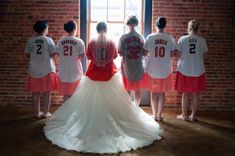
[143,35,151,52]
[78,39,85,57]
[86,41,93,60]
[202,38,208,53]
[24,39,31,54]
[176,37,183,52]
[48,38,56,54]
[118,35,125,55]
[110,40,117,59]
[56,39,62,56]
[169,35,176,51]
[140,35,145,44]
[140,35,146,55]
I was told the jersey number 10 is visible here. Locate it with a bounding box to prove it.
[155,46,165,57]
[96,48,108,61]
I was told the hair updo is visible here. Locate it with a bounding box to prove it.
[33,20,48,33]
[156,17,166,29]
[64,20,77,33]
[96,21,107,33]
[188,19,200,33]
[126,15,139,27]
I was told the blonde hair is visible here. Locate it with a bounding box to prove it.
[188,19,200,34]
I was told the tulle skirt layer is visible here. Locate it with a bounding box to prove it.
[44,74,162,154]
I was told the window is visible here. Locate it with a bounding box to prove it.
[88,0,143,67]
[80,0,152,105]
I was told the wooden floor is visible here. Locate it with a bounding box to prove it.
[0,105,235,156]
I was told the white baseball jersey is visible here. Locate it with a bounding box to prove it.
[176,34,208,77]
[57,36,85,82]
[144,32,176,78]
[24,35,56,78]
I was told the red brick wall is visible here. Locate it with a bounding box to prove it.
[153,0,235,109]
[0,0,80,106]
[0,0,234,110]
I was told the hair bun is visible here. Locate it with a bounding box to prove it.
[156,17,166,29]
[188,19,200,33]
[126,15,139,26]
[33,20,48,33]
[96,21,107,33]
[64,20,77,33]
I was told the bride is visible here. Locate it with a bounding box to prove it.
[44,21,162,154]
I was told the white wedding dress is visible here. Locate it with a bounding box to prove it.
[44,73,162,154]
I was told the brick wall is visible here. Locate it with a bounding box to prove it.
[0,0,234,109]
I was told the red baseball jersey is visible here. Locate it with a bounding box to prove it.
[85,35,117,81]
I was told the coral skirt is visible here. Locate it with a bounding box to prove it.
[143,73,174,92]
[175,71,206,93]
[122,76,144,91]
[58,79,80,96]
[26,73,58,92]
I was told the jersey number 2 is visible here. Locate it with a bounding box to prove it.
[189,44,196,54]
[36,44,42,54]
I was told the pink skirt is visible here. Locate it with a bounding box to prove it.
[26,73,58,92]
[143,73,174,92]
[58,79,81,96]
[122,76,144,91]
[175,71,206,93]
